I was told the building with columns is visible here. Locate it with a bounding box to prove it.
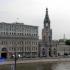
[0,22,39,58]
[39,8,52,57]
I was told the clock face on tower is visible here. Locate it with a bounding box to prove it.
[46,23,48,27]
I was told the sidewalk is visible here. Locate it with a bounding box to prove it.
[1,57,70,65]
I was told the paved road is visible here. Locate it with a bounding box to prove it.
[0,58,70,65]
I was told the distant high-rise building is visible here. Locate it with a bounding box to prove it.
[39,8,52,57]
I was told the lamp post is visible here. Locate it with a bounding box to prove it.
[14,48,16,70]
[56,44,57,57]
[14,23,17,70]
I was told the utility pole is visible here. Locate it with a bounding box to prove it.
[14,23,17,70]
[56,43,57,57]
[14,49,16,70]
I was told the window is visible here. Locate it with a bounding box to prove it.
[27,47,28,51]
[4,32,5,35]
[14,33,16,35]
[34,47,35,51]
[22,33,24,36]
[36,42,37,45]
[6,32,8,35]
[18,33,19,35]
[12,48,13,51]
[25,47,26,51]
[36,47,37,50]
[32,42,33,45]
[20,48,22,51]
[5,41,7,45]
[36,34,37,36]
[1,41,3,45]
[20,33,22,35]
[12,33,13,35]
[32,47,33,50]
[29,47,31,51]
[17,47,19,51]
[34,34,35,36]
[14,48,15,51]
[27,33,28,36]
[10,32,11,35]
[25,33,26,36]
[22,47,23,50]
[25,41,26,45]
[32,34,33,36]
[20,41,23,44]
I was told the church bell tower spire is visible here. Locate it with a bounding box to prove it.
[44,8,50,28]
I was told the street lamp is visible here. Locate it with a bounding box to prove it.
[14,48,16,70]
[14,23,17,70]
[56,44,57,57]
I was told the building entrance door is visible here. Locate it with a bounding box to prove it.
[1,48,7,59]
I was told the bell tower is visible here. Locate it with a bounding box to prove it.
[42,8,51,44]
[39,8,52,57]
[44,8,50,29]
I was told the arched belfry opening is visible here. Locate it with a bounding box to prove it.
[1,48,7,58]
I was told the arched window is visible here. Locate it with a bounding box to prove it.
[2,48,7,51]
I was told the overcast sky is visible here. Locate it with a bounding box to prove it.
[0,0,70,40]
